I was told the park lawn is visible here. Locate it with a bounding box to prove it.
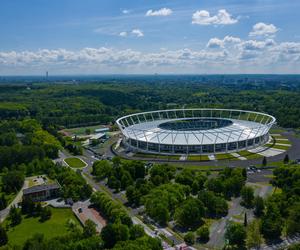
[63,125,106,136]
[134,153,179,160]
[271,144,290,150]
[215,153,238,161]
[238,150,262,159]
[6,207,81,246]
[64,157,86,168]
[187,155,209,161]
[274,140,291,145]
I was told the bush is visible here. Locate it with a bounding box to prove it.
[184,232,195,245]
[196,225,209,242]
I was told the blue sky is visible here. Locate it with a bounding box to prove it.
[1,0,300,75]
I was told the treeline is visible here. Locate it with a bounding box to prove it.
[1,81,300,128]
[0,119,60,171]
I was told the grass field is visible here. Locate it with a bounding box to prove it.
[271,145,290,150]
[274,139,291,145]
[215,153,238,161]
[187,155,209,161]
[6,207,81,246]
[134,153,179,160]
[62,125,107,136]
[64,157,86,168]
[238,150,262,159]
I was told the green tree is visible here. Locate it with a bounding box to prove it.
[129,225,145,240]
[287,203,300,236]
[253,196,264,217]
[261,202,283,240]
[241,186,254,208]
[244,213,248,227]
[246,220,262,250]
[262,156,267,166]
[225,222,246,249]
[184,232,195,245]
[283,154,289,164]
[196,225,209,242]
[40,206,52,222]
[9,206,22,226]
[0,195,7,210]
[174,198,204,228]
[0,225,8,246]
[83,219,97,238]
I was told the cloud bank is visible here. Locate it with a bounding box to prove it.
[1,37,300,74]
[192,9,238,25]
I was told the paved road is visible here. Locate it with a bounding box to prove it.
[0,180,28,223]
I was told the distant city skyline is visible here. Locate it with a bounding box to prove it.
[1,0,300,75]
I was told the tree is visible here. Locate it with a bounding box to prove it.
[196,225,209,242]
[85,128,91,135]
[287,203,300,236]
[174,198,204,228]
[40,206,52,222]
[242,213,247,228]
[283,154,289,164]
[92,160,112,180]
[253,196,264,217]
[261,202,283,240]
[184,232,195,245]
[262,156,267,166]
[9,206,22,226]
[241,186,254,208]
[83,219,97,238]
[246,220,262,249]
[0,195,7,210]
[0,225,8,246]
[225,222,246,248]
[129,225,145,240]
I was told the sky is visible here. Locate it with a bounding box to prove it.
[1,0,300,75]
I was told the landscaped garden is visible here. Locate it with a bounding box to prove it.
[64,157,86,168]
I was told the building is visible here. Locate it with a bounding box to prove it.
[23,183,61,201]
[95,127,109,133]
[116,108,276,155]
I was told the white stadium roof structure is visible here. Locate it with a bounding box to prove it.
[116,109,276,155]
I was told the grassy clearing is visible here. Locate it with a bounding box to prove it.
[6,207,81,246]
[274,140,291,145]
[134,153,179,160]
[271,145,290,150]
[238,150,262,159]
[215,153,238,161]
[270,128,286,134]
[187,155,210,161]
[62,125,107,136]
[64,157,86,168]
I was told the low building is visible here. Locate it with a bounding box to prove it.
[23,183,61,202]
[95,127,109,133]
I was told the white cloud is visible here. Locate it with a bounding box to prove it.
[207,38,224,48]
[192,9,238,25]
[1,38,300,74]
[131,29,144,37]
[249,22,278,37]
[146,8,173,17]
[119,31,127,37]
[207,36,241,48]
[122,9,130,14]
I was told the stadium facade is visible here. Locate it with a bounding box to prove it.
[116,109,276,155]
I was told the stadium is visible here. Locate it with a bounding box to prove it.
[116,109,276,155]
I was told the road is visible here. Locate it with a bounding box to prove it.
[0,179,29,223]
[78,148,183,248]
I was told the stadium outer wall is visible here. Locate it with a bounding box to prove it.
[116,109,276,156]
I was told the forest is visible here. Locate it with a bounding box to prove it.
[1,76,300,128]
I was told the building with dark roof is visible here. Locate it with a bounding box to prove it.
[23,183,60,201]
